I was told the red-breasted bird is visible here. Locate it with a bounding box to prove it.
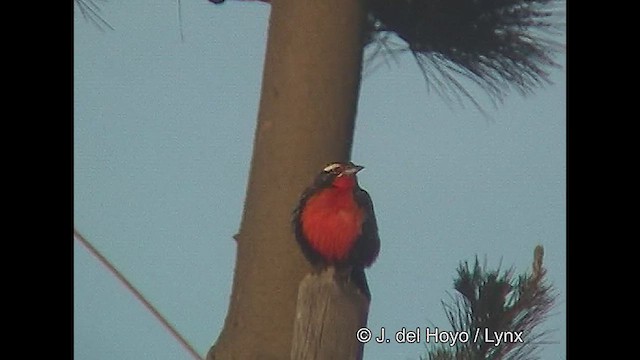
[293,162,380,297]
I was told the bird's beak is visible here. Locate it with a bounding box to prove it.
[343,164,364,175]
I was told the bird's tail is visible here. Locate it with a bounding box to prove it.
[349,267,371,300]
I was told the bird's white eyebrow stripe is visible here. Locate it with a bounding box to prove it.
[323,163,342,172]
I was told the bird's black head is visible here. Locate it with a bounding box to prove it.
[313,162,364,189]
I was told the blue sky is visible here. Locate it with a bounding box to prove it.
[74,1,566,359]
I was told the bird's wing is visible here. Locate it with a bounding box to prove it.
[352,188,381,268]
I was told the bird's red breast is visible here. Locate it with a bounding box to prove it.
[300,181,365,263]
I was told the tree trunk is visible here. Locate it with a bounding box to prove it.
[290,269,369,360]
[208,0,367,359]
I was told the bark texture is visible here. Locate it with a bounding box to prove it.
[208,0,366,359]
[290,269,369,360]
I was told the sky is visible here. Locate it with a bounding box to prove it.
[74,1,566,359]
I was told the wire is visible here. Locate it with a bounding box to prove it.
[74,229,203,360]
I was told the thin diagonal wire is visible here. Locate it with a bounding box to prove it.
[74,229,203,360]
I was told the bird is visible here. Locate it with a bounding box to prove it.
[292,162,380,298]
